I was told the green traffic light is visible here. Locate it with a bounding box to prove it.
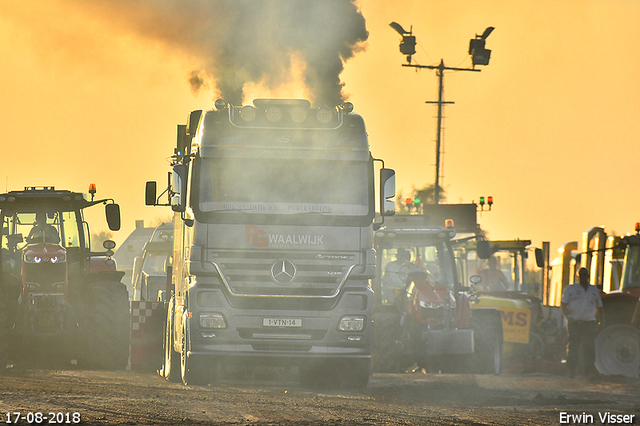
[414,197,421,203]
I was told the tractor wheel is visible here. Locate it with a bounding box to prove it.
[372,309,404,373]
[471,315,503,374]
[79,281,130,370]
[162,305,181,383]
[0,289,9,373]
[595,324,639,378]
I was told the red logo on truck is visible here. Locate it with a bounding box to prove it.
[246,225,268,248]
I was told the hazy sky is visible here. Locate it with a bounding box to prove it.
[1,0,639,258]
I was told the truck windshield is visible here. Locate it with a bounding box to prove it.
[197,157,370,217]
[621,245,640,290]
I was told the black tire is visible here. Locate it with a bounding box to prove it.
[79,281,130,370]
[471,315,503,374]
[373,309,405,373]
[0,288,9,373]
[180,321,209,386]
[162,303,181,383]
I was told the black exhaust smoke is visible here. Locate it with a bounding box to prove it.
[69,0,368,106]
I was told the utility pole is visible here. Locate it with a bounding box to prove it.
[414,60,477,204]
[390,24,494,204]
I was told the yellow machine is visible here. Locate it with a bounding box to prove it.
[458,239,565,373]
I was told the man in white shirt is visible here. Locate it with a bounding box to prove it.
[561,267,603,377]
[381,248,419,304]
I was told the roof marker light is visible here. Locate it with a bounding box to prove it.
[291,107,307,123]
[265,106,282,122]
[240,106,256,121]
[214,99,227,110]
[316,107,333,124]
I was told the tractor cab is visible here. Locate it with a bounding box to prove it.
[0,187,120,303]
[459,240,540,295]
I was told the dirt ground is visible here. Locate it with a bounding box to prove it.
[0,368,638,426]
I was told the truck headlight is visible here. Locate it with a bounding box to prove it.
[338,315,365,332]
[199,313,227,329]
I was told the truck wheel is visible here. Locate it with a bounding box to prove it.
[372,310,404,373]
[472,316,502,374]
[162,306,181,383]
[80,281,130,370]
[180,322,209,386]
[595,324,639,378]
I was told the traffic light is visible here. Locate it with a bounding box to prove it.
[478,195,494,211]
[404,197,422,213]
[469,27,494,67]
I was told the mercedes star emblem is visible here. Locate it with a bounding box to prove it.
[270,259,297,284]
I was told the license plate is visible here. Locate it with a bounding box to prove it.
[262,318,302,327]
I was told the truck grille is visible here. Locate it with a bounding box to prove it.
[210,250,357,297]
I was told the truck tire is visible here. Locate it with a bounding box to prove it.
[180,321,210,386]
[372,309,404,373]
[595,324,639,378]
[80,281,130,370]
[162,306,181,383]
[471,315,503,374]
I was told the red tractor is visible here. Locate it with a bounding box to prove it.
[0,186,129,370]
[372,216,503,374]
[596,229,640,378]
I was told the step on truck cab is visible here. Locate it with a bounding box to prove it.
[145,99,395,387]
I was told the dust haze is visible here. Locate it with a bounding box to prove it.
[65,0,368,107]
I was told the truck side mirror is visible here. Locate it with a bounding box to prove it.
[145,181,157,206]
[105,203,121,231]
[171,164,188,213]
[380,168,396,216]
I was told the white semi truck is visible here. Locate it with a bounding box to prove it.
[144,99,395,387]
